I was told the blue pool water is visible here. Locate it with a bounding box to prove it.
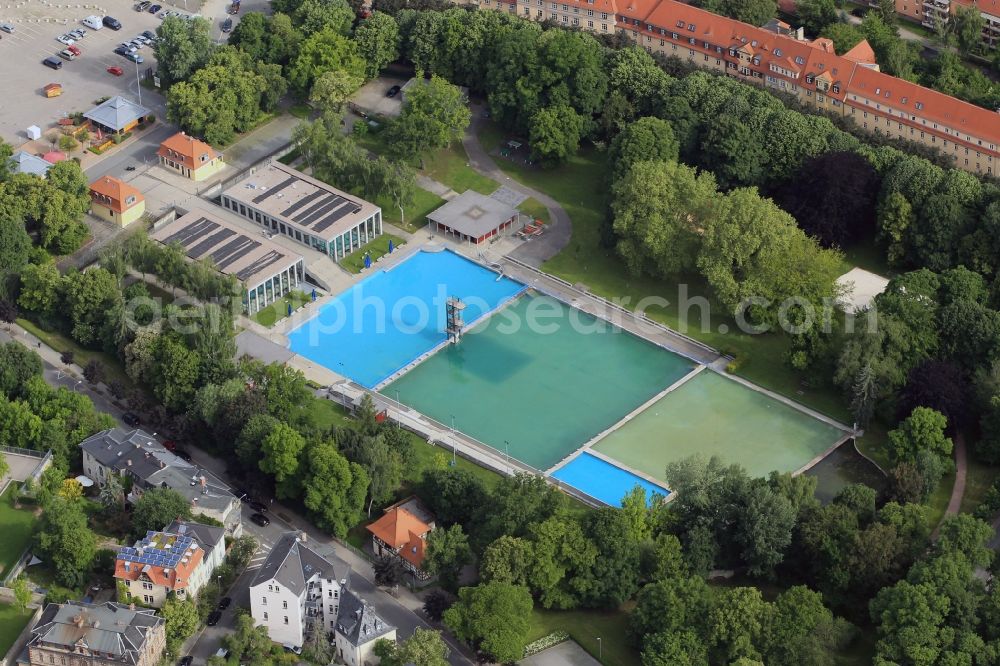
[287,250,525,388]
[552,452,669,507]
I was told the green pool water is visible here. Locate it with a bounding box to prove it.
[592,370,847,481]
[383,294,693,471]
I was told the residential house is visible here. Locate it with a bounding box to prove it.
[470,0,1000,175]
[89,175,145,226]
[114,531,207,607]
[334,588,396,666]
[365,497,435,580]
[80,428,242,535]
[165,519,227,579]
[23,601,165,666]
[249,533,350,649]
[9,151,53,178]
[157,132,225,182]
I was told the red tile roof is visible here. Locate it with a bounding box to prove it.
[366,507,431,568]
[157,132,219,170]
[842,39,878,67]
[114,541,203,591]
[89,176,144,214]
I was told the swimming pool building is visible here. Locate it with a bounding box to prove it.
[151,208,305,315]
[220,162,382,262]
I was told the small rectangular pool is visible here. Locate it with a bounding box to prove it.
[552,452,668,507]
[286,250,525,388]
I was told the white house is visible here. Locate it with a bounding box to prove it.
[165,520,227,591]
[248,533,351,649]
[334,588,396,666]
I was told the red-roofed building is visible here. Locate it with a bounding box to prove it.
[365,497,435,580]
[89,175,145,227]
[157,132,225,182]
[114,531,208,608]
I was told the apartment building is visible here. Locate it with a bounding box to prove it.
[24,601,165,666]
[482,0,617,34]
[114,531,208,608]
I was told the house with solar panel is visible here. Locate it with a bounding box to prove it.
[24,601,165,666]
[114,530,210,608]
[219,162,382,263]
[249,532,357,650]
[150,208,306,316]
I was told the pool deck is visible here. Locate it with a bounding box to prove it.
[249,231,858,507]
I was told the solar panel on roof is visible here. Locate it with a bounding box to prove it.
[252,176,297,203]
[210,236,262,271]
[311,202,358,234]
[295,197,343,228]
[280,189,325,217]
[189,227,237,259]
[235,250,289,282]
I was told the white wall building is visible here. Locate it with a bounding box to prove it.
[334,588,396,666]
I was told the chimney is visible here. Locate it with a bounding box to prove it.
[74,614,85,628]
[126,460,133,467]
[300,531,307,543]
[92,620,100,629]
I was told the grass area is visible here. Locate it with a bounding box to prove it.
[0,487,38,580]
[477,122,851,422]
[841,232,893,278]
[278,146,301,166]
[960,451,998,514]
[341,234,408,274]
[526,607,638,666]
[0,602,33,657]
[373,187,444,233]
[357,132,498,195]
[519,197,550,226]
[289,104,312,119]
[251,290,314,328]
[212,112,279,149]
[16,318,132,390]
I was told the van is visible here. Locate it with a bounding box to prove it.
[82,15,103,30]
[42,56,63,70]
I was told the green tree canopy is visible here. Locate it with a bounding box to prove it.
[424,524,473,592]
[354,11,400,79]
[389,75,471,160]
[443,581,533,664]
[131,488,193,540]
[289,27,366,93]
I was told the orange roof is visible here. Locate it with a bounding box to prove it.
[842,39,877,66]
[398,531,426,569]
[366,507,431,550]
[89,176,143,214]
[114,544,203,591]
[952,0,1000,14]
[157,132,219,170]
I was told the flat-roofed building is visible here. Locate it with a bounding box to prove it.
[157,132,225,182]
[151,209,305,315]
[427,190,519,245]
[90,176,145,227]
[220,162,382,262]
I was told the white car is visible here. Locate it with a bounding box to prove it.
[82,15,104,30]
[0,22,15,34]
[68,28,85,39]
[56,34,75,45]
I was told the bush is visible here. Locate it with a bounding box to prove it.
[45,585,77,605]
[524,632,570,656]
[725,355,746,373]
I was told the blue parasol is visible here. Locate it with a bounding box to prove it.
[388,239,394,254]
[311,288,317,301]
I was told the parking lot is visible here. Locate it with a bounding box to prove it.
[0,0,187,145]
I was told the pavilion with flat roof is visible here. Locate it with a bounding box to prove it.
[151,208,305,315]
[427,190,519,245]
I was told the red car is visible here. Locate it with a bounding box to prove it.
[67,44,81,56]
[162,440,177,452]
[107,65,123,76]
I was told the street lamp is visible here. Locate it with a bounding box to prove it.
[449,415,457,466]
[597,637,602,660]
[217,575,222,592]
[134,59,142,107]
[73,380,82,393]
[504,440,510,474]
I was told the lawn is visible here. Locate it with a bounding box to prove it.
[16,318,133,390]
[960,452,998,514]
[251,290,314,328]
[278,146,302,166]
[289,104,312,119]
[341,234,408,273]
[373,187,444,232]
[526,607,638,666]
[0,603,33,658]
[519,197,550,226]
[476,122,851,422]
[0,487,38,580]
[357,132,498,195]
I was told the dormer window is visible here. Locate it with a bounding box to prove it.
[687,23,695,31]
[795,56,804,64]
[125,195,136,205]
[832,84,840,93]
[774,48,782,56]
[901,96,908,104]
[915,101,924,110]
[751,39,758,46]
[676,19,684,27]
[818,63,824,70]
[806,74,814,83]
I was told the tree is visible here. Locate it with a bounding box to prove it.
[889,407,952,464]
[579,508,642,608]
[424,524,473,592]
[0,342,43,399]
[708,587,769,662]
[527,105,586,168]
[356,434,404,516]
[951,5,985,55]
[443,582,532,664]
[131,488,192,540]
[528,515,597,609]
[897,360,968,431]
[734,480,796,577]
[35,496,96,587]
[375,628,450,666]
[98,475,125,511]
[149,334,201,411]
[797,0,838,35]
[0,396,43,449]
[309,69,363,112]
[302,441,369,537]
[612,160,717,278]
[423,589,452,621]
[259,422,306,490]
[609,116,678,179]
[763,586,854,666]
[473,474,565,552]
[62,267,120,347]
[225,613,274,662]
[161,596,200,652]
[418,467,489,527]
[11,576,31,611]
[0,216,31,285]
[293,0,354,35]
[374,555,404,587]
[641,629,708,666]
[354,12,400,79]
[820,23,866,54]
[303,614,334,664]
[480,535,533,586]
[697,0,776,26]
[288,27,366,93]
[699,113,768,189]
[17,261,61,317]
[389,75,471,160]
[934,513,994,568]
[155,16,215,84]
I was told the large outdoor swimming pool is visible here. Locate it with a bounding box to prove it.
[286,250,525,387]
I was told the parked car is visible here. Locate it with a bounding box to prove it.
[82,15,103,30]
[142,29,156,39]
[386,84,401,97]
[221,17,232,32]
[283,644,303,655]
[148,4,161,13]
[161,440,177,452]
[107,65,124,75]
[42,56,63,70]
[135,1,152,11]
[0,22,15,33]
[178,658,193,666]
[206,611,222,626]
[174,448,192,461]
[249,500,267,513]
[103,15,122,29]
[56,34,75,45]
[250,513,270,527]
[68,28,85,39]
[217,597,231,610]
[67,44,81,56]
[121,411,141,426]
[58,49,76,60]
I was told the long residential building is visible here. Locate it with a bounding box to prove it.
[474,0,1000,176]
